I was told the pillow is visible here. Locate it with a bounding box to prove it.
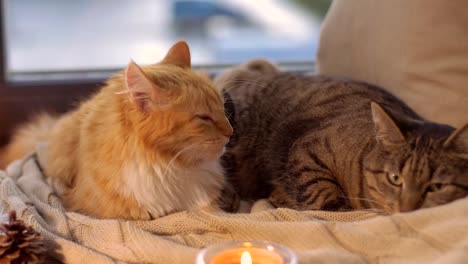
[316,0,468,127]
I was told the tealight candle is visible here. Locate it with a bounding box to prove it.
[196,240,297,264]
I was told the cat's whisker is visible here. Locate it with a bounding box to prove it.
[337,196,393,214]
[223,79,266,85]
[375,204,394,215]
[223,96,244,103]
[163,142,202,179]
[213,106,235,117]
[339,196,381,205]
[114,89,130,95]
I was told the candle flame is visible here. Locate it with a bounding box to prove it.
[241,251,252,264]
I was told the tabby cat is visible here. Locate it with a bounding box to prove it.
[217,59,468,213]
[1,41,237,220]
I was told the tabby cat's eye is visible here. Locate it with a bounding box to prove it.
[428,183,445,192]
[196,114,214,122]
[387,173,403,186]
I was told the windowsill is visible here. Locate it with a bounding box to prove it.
[4,61,315,85]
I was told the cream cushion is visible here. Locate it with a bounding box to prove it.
[317,0,468,127]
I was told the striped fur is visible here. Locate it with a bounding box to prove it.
[217,60,468,213]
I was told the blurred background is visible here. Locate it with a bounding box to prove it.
[0,0,332,146]
[4,0,332,81]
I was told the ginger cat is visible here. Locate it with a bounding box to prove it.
[1,41,235,220]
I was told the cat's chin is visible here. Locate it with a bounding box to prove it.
[203,138,229,146]
[181,150,224,166]
[199,149,225,163]
[199,140,228,159]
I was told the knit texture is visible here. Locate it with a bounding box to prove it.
[0,153,467,264]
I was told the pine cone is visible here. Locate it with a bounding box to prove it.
[0,211,46,264]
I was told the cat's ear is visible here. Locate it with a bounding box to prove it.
[161,40,191,69]
[371,102,406,146]
[125,60,166,111]
[443,123,468,156]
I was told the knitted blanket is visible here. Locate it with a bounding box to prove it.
[0,154,467,264]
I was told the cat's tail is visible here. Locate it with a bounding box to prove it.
[0,113,59,169]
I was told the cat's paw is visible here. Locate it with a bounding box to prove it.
[268,189,291,209]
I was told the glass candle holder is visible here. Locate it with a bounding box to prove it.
[196,240,297,264]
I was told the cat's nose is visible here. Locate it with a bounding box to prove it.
[223,126,233,138]
[223,129,233,138]
[220,117,233,138]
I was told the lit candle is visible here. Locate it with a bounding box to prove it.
[241,251,252,264]
[196,241,297,264]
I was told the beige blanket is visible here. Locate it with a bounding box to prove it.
[1,154,467,264]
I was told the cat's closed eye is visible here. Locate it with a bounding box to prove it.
[427,183,446,192]
[195,114,214,123]
[387,173,403,186]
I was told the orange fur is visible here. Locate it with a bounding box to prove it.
[2,41,233,220]
[0,113,58,168]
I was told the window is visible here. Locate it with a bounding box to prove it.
[0,0,331,145]
[3,0,331,82]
